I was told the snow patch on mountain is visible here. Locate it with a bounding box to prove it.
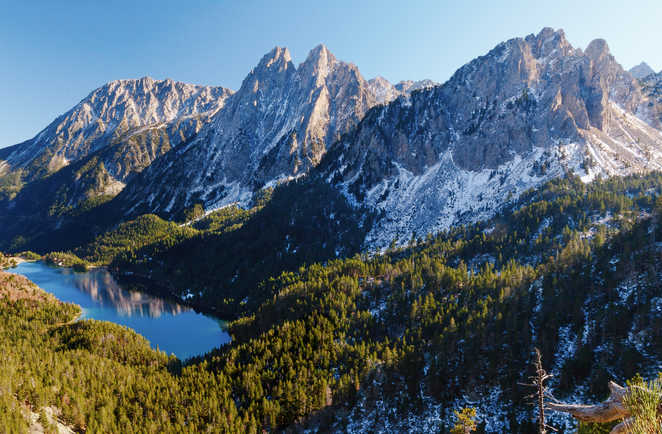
[360,100,662,250]
[361,146,566,249]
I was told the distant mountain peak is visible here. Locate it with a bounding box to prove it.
[630,61,656,79]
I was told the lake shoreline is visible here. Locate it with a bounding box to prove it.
[1,256,36,269]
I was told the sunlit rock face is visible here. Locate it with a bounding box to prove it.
[113,45,432,218]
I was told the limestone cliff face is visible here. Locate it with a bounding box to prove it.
[116,45,416,217]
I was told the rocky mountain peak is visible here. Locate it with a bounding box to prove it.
[527,27,572,58]
[298,44,340,88]
[584,38,611,62]
[0,77,232,186]
[304,44,336,68]
[252,46,293,78]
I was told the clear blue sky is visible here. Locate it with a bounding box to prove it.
[1,0,661,148]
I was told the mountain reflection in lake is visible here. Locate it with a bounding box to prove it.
[68,267,186,318]
[9,261,230,359]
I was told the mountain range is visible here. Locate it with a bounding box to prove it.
[1,27,661,253]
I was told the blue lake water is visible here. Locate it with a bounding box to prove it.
[9,261,231,360]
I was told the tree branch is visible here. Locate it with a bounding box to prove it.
[609,418,633,434]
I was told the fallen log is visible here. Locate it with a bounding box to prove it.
[547,381,661,434]
[546,381,629,424]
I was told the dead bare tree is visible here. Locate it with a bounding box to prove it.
[520,348,557,433]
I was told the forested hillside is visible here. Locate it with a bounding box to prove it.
[75,177,373,316]
[3,173,662,431]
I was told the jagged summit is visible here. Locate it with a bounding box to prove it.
[256,46,293,71]
[114,44,431,218]
[298,44,341,87]
[584,38,611,61]
[304,44,335,64]
[524,27,573,58]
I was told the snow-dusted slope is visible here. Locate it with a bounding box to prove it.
[319,28,662,249]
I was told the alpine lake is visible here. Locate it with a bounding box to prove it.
[10,261,231,360]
